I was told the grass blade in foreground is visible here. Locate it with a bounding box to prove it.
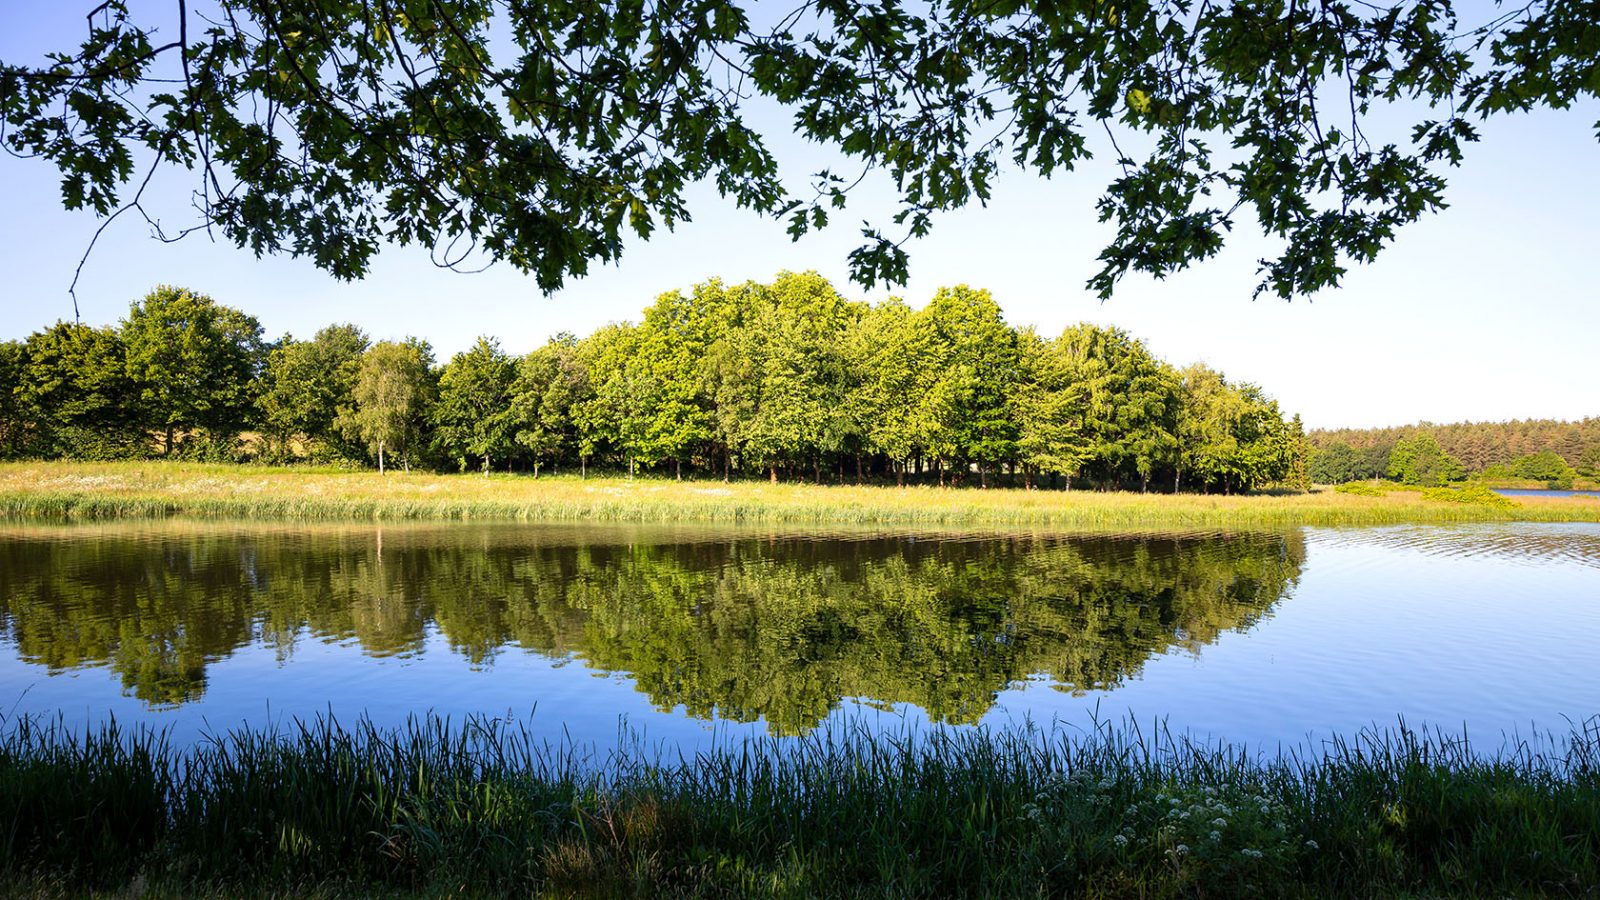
[2,714,1597,897]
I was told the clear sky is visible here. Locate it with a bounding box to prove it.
[2,4,1596,430]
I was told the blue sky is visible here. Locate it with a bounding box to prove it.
[2,4,1596,430]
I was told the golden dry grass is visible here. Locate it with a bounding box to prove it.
[1,460,1597,529]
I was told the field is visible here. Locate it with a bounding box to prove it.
[2,460,1599,529]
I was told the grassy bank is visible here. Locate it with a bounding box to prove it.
[2,460,1599,529]
[2,714,1596,898]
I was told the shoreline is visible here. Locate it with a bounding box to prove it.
[3,460,1599,529]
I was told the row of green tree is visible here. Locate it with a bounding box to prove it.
[0,275,1309,491]
[1310,420,1600,477]
[0,525,1302,730]
[1309,422,1600,489]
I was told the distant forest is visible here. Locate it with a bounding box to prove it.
[1309,421,1600,487]
[0,274,1309,492]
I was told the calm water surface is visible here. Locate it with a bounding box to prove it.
[1,520,1595,750]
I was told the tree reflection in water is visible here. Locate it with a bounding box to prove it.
[0,524,1303,732]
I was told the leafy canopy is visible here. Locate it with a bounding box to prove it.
[4,1,1593,298]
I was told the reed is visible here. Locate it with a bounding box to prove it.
[2,460,1597,529]
[1,713,1596,897]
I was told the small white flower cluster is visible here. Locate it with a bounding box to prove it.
[1114,782,1315,880]
[1019,770,1322,888]
[1018,768,1120,825]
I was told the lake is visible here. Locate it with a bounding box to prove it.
[1,520,1596,751]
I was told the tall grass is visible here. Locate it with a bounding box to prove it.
[3,460,1597,529]
[2,713,1596,897]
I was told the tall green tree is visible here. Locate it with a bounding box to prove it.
[1512,450,1577,488]
[921,286,1018,486]
[1058,324,1181,491]
[341,339,434,474]
[632,284,743,478]
[734,272,857,483]
[1387,433,1467,487]
[843,298,940,485]
[432,337,518,474]
[121,286,266,456]
[258,324,370,461]
[1014,328,1091,490]
[16,321,142,458]
[1309,442,1367,485]
[575,323,652,478]
[0,340,31,458]
[510,335,590,478]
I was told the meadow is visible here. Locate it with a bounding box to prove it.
[2,460,1599,529]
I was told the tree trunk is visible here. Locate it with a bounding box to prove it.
[676,459,682,481]
[724,450,730,483]
[533,462,541,479]
[814,460,821,484]
[1064,474,1072,491]
[629,456,636,479]
[164,426,175,456]
[979,465,988,489]
[856,455,863,485]
[769,465,777,484]
[1174,468,1181,493]
[896,461,905,487]
[377,440,385,475]
[1141,473,1148,493]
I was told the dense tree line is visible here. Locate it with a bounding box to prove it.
[0,276,1308,492]
[1310,420,1600,488]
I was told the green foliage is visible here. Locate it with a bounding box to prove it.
[1309,441,1385,485]
[1578,447,1600,479]
[13,274,1319,491]
[0,341,27,458]
[922,286,1018,482]
[1174,364,1297,494]
[257,324,369,462]
[1311,419,1600,478]
[1511,450,1577,489]
[1387,433,1467,487]
[339,340,433,473]
[1014,328,1092,487]
[6,3,1593,297]
[121,286,266,456]
[1420,484,1516,508]
[1056,324,1182,491]
[15,321,144,459]
[431,337,517,473]
[510,335,590,476]
[1335,482,1385,497]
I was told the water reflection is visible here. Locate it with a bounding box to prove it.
[0,523,1304,733]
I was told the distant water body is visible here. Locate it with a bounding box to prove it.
[1494,488,1600,498]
